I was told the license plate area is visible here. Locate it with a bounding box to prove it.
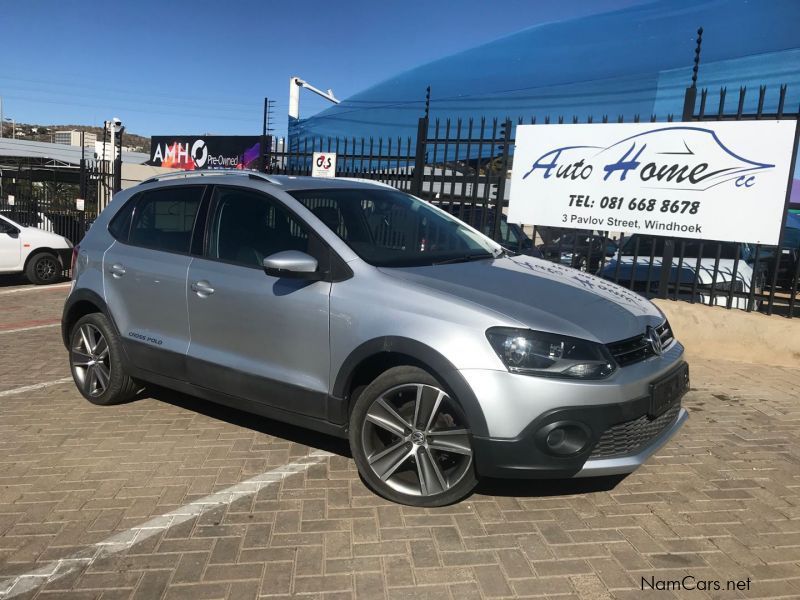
[649,363,689,418]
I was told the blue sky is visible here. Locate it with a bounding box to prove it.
[0,0,647,137]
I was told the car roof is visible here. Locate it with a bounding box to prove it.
[140,170,397,193]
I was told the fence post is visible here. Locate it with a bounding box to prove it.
[492,119,512,241]
[410,117,428,197]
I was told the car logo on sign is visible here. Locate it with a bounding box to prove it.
[646,326,663,356]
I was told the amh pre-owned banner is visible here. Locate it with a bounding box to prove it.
[149,136,265,170]
[508,121,797,245]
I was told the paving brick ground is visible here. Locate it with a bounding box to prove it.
[1,281,799,599]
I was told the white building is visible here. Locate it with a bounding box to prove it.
[54,130,97,147]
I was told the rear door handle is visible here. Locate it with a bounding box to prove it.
[191,280,215,297]
[109,263,126,278]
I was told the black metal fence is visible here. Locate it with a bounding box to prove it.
[0,158,107,246]
[269,83,799,318]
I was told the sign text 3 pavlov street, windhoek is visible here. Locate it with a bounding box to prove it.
[508,121,797,245]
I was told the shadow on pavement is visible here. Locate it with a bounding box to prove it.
[147,385,352,458]
[474,473,626,498]
[145,385,625,500]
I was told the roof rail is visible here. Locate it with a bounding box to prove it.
[142,169,283,186]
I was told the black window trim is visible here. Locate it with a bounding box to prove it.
[198,184,351,281]
[108,184,209,257]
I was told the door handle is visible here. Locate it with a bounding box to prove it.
[109,263,126,278]
[191,280,215,297]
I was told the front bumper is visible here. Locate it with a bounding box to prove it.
[469,356,689,479]
[574,407,688,477]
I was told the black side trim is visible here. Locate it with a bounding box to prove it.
[186,355,328,421]
[124,366,346,438]
[332,337,489,436]
[472,361,688,479]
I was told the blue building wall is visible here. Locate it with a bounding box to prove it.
[293,0,799,138]
[292,0,800,203]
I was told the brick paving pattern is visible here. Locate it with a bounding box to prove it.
[0,282,799,599]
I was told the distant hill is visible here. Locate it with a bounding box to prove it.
[7,123,150,153]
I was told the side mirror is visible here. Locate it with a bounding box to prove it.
[263,250,321,280]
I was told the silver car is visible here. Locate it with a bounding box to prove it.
[62,171,688,507]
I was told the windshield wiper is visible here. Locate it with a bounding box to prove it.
[432,253,495,266]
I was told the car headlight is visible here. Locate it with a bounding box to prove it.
[486,328,616,379]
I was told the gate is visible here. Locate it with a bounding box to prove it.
[0,157,108,245]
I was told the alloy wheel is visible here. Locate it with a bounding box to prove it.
[36,257,58,281]
[71,324,111,398]
[361,383,472,497]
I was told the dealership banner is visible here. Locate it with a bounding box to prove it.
[149,136,265,170]
[508,121,797,245]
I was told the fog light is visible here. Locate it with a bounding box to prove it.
[538,422,590,456]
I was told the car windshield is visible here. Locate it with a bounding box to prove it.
[289,188,498,267]
[620,236,752,260]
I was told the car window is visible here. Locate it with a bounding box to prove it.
[108,196,137,242]
[129,187,203,253]
[289,188,496,267]
[0,217,15,233]
[207,187,310,268]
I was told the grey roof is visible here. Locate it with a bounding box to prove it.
[0,138,149,165]
[139,170,395,191]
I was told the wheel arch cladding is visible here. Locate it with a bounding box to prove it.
[61,289,118,348]
[333,336,489,437]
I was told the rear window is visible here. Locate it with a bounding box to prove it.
[108,197,136,242]
[128,187,203,253]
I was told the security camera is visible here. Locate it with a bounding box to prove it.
[112,117,123,133]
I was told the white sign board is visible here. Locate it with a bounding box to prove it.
[312,152,336,178]
[7,194,14,206]
[509,121,797,245]
[76,198,85,211]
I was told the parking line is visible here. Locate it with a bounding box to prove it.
[0,449,331,599]
[0,283,71,296]
[0,322,60,335]
[0,377,73,398]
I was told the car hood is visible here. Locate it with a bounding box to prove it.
[378,256,662,343]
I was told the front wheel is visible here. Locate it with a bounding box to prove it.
[69,313,139,405]
[349,366,477,507]
[26,252,61,284]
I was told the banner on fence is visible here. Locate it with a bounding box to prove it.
[149,136,264,170]
[312,152,336,178]
[509,121,798,245]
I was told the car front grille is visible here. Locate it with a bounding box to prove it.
[606,321,674,367]
[588,402,681,459]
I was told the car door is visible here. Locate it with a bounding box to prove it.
[186,185,332,419]
[103,185,206,379]
[0,217,21,270]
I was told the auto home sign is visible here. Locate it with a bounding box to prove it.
[508,121,797,245]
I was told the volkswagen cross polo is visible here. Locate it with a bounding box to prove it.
[63,172,688,506]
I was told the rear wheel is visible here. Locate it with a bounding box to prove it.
[69,313,139,405]
[349,366,477,507]
[26,252,60,284]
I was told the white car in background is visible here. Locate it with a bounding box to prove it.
[600,235,761,310]
[0,213,73,284]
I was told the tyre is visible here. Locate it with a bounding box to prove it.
[26,252,61,285]
[575,255,589,272]
[349,366,477,507]
[68,313,139,406]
